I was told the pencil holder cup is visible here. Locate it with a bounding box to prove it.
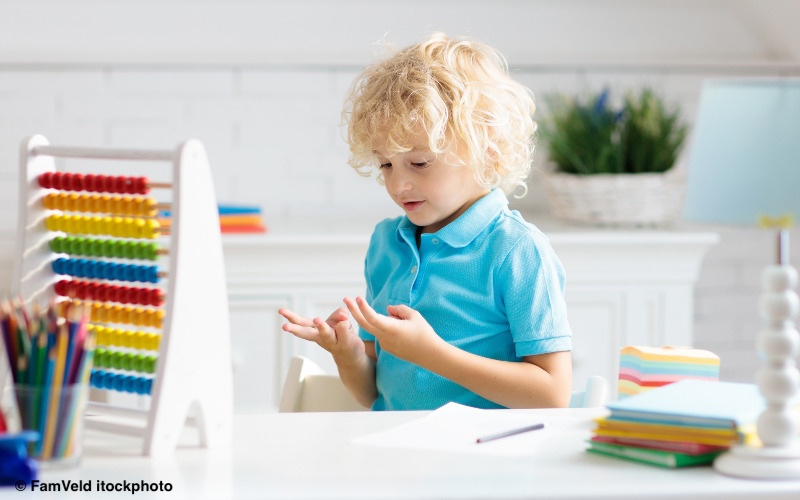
[14,383,89,467]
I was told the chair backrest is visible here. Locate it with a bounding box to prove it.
[279,356,368,412]
[569,375,609,408]
[279,356,608,411]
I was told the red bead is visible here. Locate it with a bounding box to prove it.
[117,286,131,304]
[74,280,87,300]
[135,177,149,195]
[54,280,69,296]
[50,172,64,190]
[122,177,136,194]
[62,173,74,191]
[96,283,110,302]
[39,172,54,188]
[107,285,118,303]
[72,173,85,191]
[84,174,97,192]
[114,176,127,194]
[151,290,165,307]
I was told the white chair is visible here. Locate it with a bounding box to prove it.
[568,375,609,408]
[278,356,368,412]
[278,356,608,412]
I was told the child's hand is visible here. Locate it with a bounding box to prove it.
[344,296,444,366]
[278,307,365,362]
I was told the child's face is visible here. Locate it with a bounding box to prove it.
[374,131,490,234]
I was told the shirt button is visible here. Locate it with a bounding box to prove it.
[431,238,440,245]
[410,266,417,274]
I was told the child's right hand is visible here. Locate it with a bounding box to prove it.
[278,307,366,362]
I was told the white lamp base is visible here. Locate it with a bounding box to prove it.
[714,444,800,479]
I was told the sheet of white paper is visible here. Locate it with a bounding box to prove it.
[352,402,586,456]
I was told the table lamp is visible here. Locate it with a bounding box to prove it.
[684,79,800,479]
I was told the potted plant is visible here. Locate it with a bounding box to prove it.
[537,88,689,226]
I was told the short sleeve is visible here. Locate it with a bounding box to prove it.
[498,233,572,357]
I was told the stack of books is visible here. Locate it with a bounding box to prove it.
[217,204,266,234]
[618,346,720,398]
[158,204,267,234]
[588,379,763,468]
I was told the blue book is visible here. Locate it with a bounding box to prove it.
[161,204,262,217]
[605,380,764,429]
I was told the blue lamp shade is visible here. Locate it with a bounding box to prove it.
[683,79,800,226]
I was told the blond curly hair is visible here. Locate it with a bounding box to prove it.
[343,33,537,197]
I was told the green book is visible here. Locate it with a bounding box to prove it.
[587,441,722,468]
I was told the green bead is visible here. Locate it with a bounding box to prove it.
[95,348,107,368]
[145,243,158,261]
[49,237,62,253]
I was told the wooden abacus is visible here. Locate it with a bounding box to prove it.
[9,135,233,455]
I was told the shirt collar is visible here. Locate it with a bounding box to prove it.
[397,188,509,248]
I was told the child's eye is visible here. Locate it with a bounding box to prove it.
[379,162,392,169]
[411,162,428,168]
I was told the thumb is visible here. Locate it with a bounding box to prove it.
[386,304,415,320]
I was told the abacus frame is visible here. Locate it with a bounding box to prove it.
[9,135,233,456]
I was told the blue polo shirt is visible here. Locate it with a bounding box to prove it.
[359,188,572,410]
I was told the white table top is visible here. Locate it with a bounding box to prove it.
[30,408,800,499]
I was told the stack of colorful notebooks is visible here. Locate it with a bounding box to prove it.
[588,379,763,468]
[618,346,720,398]
[159,204,267,234]
[217,204,266,234]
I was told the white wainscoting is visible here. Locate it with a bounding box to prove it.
[222,227,718,413]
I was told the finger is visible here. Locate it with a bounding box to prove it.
[344,297,371,331]
[355,296,388,327]
[326,307,349,328]
[281,322,321,342]
[278,308,314,328]
[386,304,414,320]
[313,317,337,345]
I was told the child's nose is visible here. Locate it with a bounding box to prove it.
[387,168,412,194]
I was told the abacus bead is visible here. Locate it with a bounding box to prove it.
[39,172,54,188]
[90,370,101,389]
[42,194,55,210]
[112,176,125,194]
[122,177,136,194]
[62,172,75,191]
[144,378,153,395]
[49,237,61,253]
[52,258,65,275]
[49,172,63,190]
[154,310,165,328]
[98,175,111,194]
[145,243,158,260]
[65,236,78,253]
[73,173,85,191]
[145,266,158,283]
[146,333,159,351]
[83,174,95,192]
[135,177,148,195]
[73,280,85,299]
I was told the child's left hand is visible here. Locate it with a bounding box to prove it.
[344,296,445,366]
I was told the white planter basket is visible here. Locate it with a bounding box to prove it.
[540,169,685,226]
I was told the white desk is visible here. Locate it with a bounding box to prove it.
[30,408,800,499]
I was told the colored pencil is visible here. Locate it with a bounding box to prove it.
[41,320,69,460]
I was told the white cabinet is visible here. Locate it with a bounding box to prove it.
[223,229,718,413]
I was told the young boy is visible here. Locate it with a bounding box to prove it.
[279,33,572,410]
